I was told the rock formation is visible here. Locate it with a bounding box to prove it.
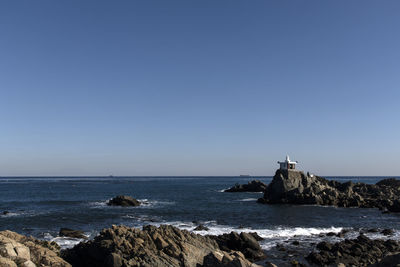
[0,230,71,267]
[225,180,267,192]
[107,195,141,207]
[257,169,400,211]
[210,232,267,262]
[61,224,262,267]
[59,228,87,239]
[306,234,400,266]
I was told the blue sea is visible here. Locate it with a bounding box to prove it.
[1,176,399,252]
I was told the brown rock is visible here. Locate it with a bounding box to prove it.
[62,224,261,267]
[0,230,70,267]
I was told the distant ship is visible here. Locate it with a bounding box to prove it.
[239,174,251,177]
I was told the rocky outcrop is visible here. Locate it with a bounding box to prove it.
[225,180,267,192]
[210,232,267,262]
[306,234,400,266]
[193,225,209,231]
[62,225,262,267]
[257,169,400,210]
[107,195,140,207]
[0,230,71,267]
[59,228,87,239]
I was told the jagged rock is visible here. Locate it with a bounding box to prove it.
[258,169,400,211]
[381,229,394,236]
[61,225,261,267]
[107,195,140,207]
[210,232,267,261]
[225,180,267,192]
[306,234,400,266]
[202,250,261,267]
[0,230,70,267]
[194,225,209,231]
[59,228,87,239]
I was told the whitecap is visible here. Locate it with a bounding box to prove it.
[217,188,229,192]
[43,232,91,250]
[237,198,258,202]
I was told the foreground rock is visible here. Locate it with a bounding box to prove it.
[62,225,262,267]
[59,228,87,239]
[210,232,267,261]
[306,234,400,266]
[0,230,71,267]
[107,195,140,207]
[258,169,400,210]
[225,180,267,192]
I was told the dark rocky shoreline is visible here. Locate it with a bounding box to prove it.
[1,225,400,266]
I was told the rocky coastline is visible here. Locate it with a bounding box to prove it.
[2,225,400,266]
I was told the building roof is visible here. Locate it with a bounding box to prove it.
[277,155,298,164]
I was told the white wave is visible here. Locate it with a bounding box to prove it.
[51,236,85,249]
[237,198,258,202]
[0,210,48,218]
[1,212,20,217]
[87,201,108,208]
[137,199,175,208]
[44,232,90,250]
[217,188,229,192]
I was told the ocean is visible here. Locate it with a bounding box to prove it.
[1,176,399,253]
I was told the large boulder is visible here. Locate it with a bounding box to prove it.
[210,232,267,262]
[107,195,140,207]
[258,169,400,210]
[225,180,267,192]
[0,230,70,267]
[61,225,262,267]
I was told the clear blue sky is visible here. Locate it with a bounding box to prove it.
[0,1,399,176]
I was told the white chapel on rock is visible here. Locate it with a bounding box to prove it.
[277,155,298,170]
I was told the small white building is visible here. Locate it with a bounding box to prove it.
[278,155,298,170]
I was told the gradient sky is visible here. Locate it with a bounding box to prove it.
[0,1,399,176]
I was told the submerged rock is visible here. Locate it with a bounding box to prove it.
[225,180,267,192]
[258,169,400,211]
[107,195,140,207]
[0,230,70,267]
[306,234,400,266]
[61,224,262,267]
[59,228,87,239]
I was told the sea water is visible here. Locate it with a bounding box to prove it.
[0,176,399,250]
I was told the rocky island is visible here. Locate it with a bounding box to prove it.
[257,169,400,212]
